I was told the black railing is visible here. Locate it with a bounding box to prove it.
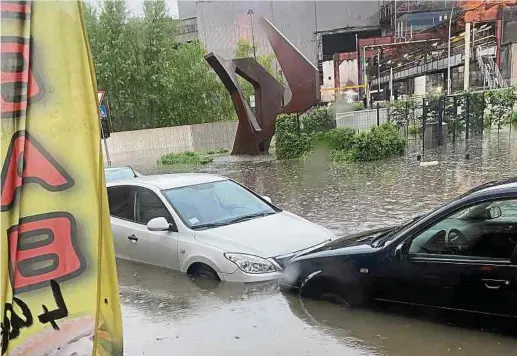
[380,0,459,25]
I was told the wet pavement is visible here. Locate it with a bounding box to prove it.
[119,133,517,355]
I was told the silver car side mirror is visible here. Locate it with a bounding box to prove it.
[147,217,172,231]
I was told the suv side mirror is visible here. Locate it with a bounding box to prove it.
[147,217,176,232]
[394,242,407,262]
[262,196,272,204]
[488,206,502,219]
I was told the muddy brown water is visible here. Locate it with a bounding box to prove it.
[120,133,517,355]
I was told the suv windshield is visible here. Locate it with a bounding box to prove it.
[162,180,278,229]
[371,214,424,248]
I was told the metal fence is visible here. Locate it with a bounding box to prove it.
[334,89,516,152]
[336,107,388,132]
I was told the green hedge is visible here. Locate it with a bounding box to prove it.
[318,127,356,151]
[301,106,336,134]
[275,106,335,160]
[276,105,406,162]
[206,148,229,155]
[158,151,213,165]
[344,123,406,162]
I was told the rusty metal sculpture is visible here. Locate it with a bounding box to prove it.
[259,17,320,114]
[205,53,284,155]
[205,16,320,155]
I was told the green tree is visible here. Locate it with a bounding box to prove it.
[141,0,177,128]
[83,0,234,131]
[234,38,282,105]
[83,3,99,55]
[485,87,517,131]
[168,41,235,125]
[86,0,144,131]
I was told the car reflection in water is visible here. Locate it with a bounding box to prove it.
[284,294,517,356]
[117,259,279,322]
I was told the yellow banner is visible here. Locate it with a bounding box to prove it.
[1,1,123,355]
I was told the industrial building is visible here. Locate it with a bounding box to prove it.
[178,1,517,103]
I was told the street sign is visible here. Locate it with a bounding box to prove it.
[100,103,108,118]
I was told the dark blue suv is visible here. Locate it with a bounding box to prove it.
[281,178,517,318]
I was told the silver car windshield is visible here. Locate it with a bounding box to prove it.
[162,180,277,229]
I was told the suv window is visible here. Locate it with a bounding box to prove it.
[107,186,135,221]
[135,187,172,225]
[409,199,517,261]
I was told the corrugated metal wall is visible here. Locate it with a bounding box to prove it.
[178,1,197,19]
[194,1,380,65]
[503,7,517,43]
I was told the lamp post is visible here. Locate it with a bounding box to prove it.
[247,9,256,58]
[377,49,381,95]
[447,4,455,95]
[389,66,393,101]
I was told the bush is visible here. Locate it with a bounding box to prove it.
[276,114,304,159]
[347,123,405,162]
[351,101,365,111]
[300,106,335,135]
[329,149,354,162]
[275,106,405,162]
[512,111,517,123]
[275,107,335,159]
[408,122,420,136]
[206,148,229,155]
[158,151,213,165]
[484,87,517,130]
[276,113,299,135]
[275,132,313,160]
[317,128,356,151]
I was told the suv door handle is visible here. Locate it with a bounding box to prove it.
[482,279,509,290]
[127,234,138,242]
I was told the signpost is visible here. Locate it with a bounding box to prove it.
[98,91,111,167]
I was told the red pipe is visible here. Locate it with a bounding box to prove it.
[333,53,340,90]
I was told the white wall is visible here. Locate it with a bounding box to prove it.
[511,43,517,86]
[104,121,238,166]
[321,60,335,102]
[414,75,427,95]
[338,59,358,87]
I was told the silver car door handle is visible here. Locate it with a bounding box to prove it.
[482,279,509,290]
[127,234,139,243]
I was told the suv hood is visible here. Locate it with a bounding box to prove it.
[194,211,334,257]
[293,226,396,260]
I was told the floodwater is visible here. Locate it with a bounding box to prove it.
[120,132,517,355]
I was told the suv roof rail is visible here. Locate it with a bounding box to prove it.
[457,177,517,199]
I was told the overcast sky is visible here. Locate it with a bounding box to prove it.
[125,0,179,17]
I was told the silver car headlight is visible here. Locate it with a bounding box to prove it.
[224,253,276,274]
